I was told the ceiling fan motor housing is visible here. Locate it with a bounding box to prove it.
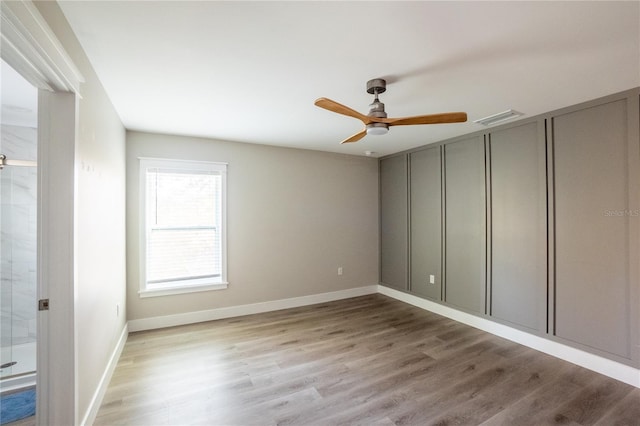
[368,99,387,117]
[367,100,388,134]
[367,100,389,134]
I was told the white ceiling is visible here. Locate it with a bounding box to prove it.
[58,1,640,157]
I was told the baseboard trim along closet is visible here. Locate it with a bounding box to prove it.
[128,285,379,332]
[378,285,640,388]
[81,323,129,426]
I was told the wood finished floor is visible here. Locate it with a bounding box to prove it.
[95,294,640,426]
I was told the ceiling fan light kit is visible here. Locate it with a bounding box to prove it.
[314,78,468,144]
[366,123,389,135]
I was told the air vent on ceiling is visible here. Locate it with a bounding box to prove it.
[474,109,523,126]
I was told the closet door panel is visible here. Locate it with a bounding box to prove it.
[444,136,486,313]
[410,147,442,300]
[380,155,408,290]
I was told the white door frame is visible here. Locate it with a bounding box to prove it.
[36,91,78,425]
[1,1,84,425]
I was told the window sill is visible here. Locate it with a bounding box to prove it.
[139,281,228,298]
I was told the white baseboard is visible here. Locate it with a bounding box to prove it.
[128,285,379,332]
[378,285,640,388]
[80,323,129,426]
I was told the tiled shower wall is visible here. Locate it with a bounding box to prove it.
[0,124,37,348]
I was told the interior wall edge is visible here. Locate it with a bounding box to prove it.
[378,285,640,389]
[128,285,378,333]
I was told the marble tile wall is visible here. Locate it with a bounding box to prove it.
[1,124,37,349]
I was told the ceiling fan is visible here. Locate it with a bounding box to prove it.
[314,78,467,144]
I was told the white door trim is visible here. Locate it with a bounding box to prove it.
[0,0,83,93]
[37,91,78,425]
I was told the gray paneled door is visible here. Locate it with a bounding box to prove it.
[380,155,408,290]
[489,122,547,331]
[553,99,633,358]
[444,136,486,313]
[410,147,442,300]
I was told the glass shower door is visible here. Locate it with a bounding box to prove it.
[0,154,38,380]
[1,58,38,385]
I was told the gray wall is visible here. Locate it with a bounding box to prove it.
[35,1,127,420]
[379,89,640,367]
[553,99,633,358]
[410,147,442,300]
[380,155,408,290]
[126,131,379,321]
[489,122,546,331]
[444,136,486,314]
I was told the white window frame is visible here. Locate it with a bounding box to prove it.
[138,157,228,297]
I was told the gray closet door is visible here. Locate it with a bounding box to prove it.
[553,99,631,358]
[490,122,546,331]
[444,136,486,313]
[410,147,442,300]
[380,155,408,290]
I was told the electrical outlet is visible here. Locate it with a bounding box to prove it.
[429,275,435,284]
[338,267,343,276]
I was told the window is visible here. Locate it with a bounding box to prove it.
[139,158,227,297]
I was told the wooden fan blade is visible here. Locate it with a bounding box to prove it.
[315,98,371,124]
[341,129,367,144]
[382,112,468,126]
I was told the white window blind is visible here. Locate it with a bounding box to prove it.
[139,158,227,296]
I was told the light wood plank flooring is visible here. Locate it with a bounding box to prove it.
[95,294,640,426]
